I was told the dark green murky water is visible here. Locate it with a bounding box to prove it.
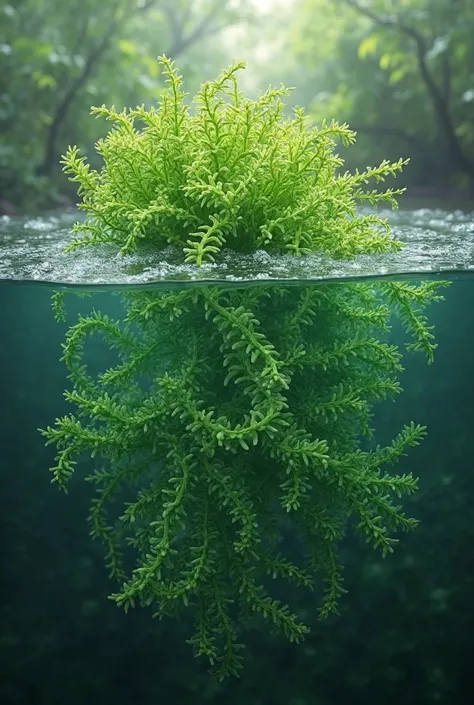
[1,208,473,704]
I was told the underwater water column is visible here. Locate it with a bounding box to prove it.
[39,276,440,677]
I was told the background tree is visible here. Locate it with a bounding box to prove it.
[340,0,474,182]
[288,0,474,192]
[0,0,251,210]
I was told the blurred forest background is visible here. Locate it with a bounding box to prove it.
[0,0,473,214]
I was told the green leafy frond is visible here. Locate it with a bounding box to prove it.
[382,281,449,362]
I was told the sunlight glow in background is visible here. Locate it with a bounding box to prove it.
[223,0,297,93]
[248,0,295,11]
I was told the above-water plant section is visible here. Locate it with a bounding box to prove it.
[40,56,447,678]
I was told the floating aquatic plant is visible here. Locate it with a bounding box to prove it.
[41,57,446,678]
[62,56,408,264]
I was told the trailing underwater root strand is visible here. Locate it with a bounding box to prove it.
[41,279,445,678]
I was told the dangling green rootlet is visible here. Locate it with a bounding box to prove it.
[40,57,448,678]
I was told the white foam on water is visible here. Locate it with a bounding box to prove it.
[1,207,473,287]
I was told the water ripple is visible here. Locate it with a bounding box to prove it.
[1,207,473,287]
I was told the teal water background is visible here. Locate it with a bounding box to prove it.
[1,208,474,704]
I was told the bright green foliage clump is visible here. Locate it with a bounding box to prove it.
[42,57,447,678]
[63,56,407,265]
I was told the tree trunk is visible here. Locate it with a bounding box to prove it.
[36,0,236,179]
[341,0,474,183]
[36,19,119,178]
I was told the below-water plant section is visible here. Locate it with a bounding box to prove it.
[13,56,460,678]
[41,274,445,679]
